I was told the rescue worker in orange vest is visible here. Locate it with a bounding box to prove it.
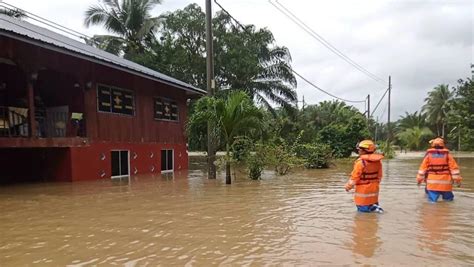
[345,140,384,213]
[417,137,462,202]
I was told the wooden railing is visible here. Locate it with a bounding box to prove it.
[0,106,85,138]
[0,106,28,137]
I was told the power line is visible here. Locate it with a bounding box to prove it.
[1,2,105,47]
[269,0,386,85]
[214,0,366,104]
[371,87,389,117]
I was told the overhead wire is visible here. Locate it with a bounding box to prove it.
[269,0,386,85]
[1,2,106,47]
[214,0,367,104]
[370,87,389,117]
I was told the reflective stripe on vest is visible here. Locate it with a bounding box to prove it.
[354,192,379,197]
[358,159,380,184]
[426,150,450,174]
[426,179,452,185]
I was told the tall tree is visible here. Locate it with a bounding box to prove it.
[136,4,297,111]
[187,91,263,184]
[397,126,434,150]
[448,78,474,150]
[84,0,162,57]
[397,111,427,131]
[422,84,453,137]
[213,12,297,112]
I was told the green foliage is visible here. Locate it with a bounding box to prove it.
[318,114,369,158]
[378,141,395,159]
[447,79,474,151]
[397,126,434,150]
[187,91,263,183]
[422,84,453,137]
[263,143,303,175]
[294,143,332,169]
[246,152,265,180]
[231,136,253,162]
[0,8,27,18]
[397,111,428,131]
[84,0,162,56]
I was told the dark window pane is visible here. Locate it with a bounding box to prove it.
[120,151,129,175]
[161,150,167,170]
[98,85,111,112]
[167,150,173,170]
[111,151,120,177]
[171,102,178,121]
[122,91,134,115]
[154,98,163,119]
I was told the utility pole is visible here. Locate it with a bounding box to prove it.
[387,76,391,143]
[302,95,305,112]
[205,0,216,179]
[367,94,370,122]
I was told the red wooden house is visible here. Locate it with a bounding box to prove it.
[0,15,205,182]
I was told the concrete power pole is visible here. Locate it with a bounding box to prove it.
[367,94,370,122]
[387,76,392,143]
[205,0,216,179]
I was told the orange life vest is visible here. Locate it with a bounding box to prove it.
[353,154,384,206]
[423,149,453,192]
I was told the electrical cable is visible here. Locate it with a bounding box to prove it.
[269,0,386,85]
[1,2,107,47]
[214,0,366,104]
[370,87,389,117]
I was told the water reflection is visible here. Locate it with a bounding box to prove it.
[350,213,381,258]
[417,202,452,257]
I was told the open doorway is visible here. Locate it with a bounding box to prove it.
[111,150,129,178]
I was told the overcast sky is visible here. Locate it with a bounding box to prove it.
[5,0,473,120]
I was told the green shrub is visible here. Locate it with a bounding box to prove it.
[231,136,253,162]
[294,143,332,169]
[261,144,304,175]
[246,153,264,180]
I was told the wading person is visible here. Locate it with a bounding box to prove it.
[416,137,462,202]
[345,140,384,213]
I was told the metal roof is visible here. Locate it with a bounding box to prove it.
[0,14,206,95]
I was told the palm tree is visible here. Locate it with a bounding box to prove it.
[0,7,27,18]
[311,100,358,130]
[187,91,263,184]
[397,126,434,150]
[84,0,162,56]
[214,12,297,112]
[422,84,453,137]
[397,111,427,131]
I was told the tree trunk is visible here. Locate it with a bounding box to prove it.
[225,143,231,184]
[225,161,231,184]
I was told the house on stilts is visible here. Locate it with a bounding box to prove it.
[0,14,205,182]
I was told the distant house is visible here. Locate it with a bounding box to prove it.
[0,14,205,182]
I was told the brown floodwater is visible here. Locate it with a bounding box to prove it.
[0,157,473,265]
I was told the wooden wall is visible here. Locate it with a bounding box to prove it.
[0,35,193,145]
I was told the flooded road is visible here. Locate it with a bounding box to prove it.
[0,157,473,265]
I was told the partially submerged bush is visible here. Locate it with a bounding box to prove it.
[231,136,253,162]
[246,153,264,180]
[262,144,304,175]
[294,143,332,169]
